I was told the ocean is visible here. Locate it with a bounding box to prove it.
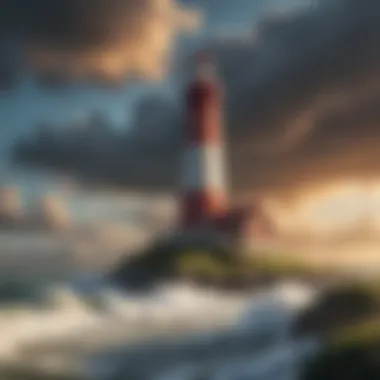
[0,214,325,380]
[0,270,320,380]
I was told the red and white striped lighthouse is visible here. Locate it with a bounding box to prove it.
[179,52,228,230]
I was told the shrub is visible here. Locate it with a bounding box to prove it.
[302,321,380,380]
[295,282,380,336]
[175,250,230,278]
[301,282,380,380]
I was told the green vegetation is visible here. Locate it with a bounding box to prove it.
[176,249,235,279]
[330,319,380,348]
[245,253,336,276]
[301,281,380,380]
[112,241,340,289]
[176,249,338,280]
[295,281,380,336]
[302,322,380,380]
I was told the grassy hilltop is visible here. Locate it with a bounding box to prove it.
[110,240,340,291]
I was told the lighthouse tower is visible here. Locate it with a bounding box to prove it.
[179,52,228,230]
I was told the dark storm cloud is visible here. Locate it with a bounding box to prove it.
[13,102,182,192]
[0,0,200,87]
[12,0,380,198]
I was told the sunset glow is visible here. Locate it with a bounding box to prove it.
[268,180,380,235]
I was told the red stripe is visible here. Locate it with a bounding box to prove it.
[185,81,224,144]
[180,190,227,228]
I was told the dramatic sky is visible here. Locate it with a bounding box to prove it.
[1,0,380,226]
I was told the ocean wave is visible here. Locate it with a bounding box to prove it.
[0,273,318,378]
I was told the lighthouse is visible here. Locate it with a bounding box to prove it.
[179,52,228,230]
[174,51,276,251]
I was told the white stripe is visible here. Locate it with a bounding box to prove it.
[179,144,228,191]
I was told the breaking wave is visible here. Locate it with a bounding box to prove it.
[0,273,319,380]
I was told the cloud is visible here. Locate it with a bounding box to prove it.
[32,194,71,231]
[0,187,71,231]
[12,0,380,199]
[0,0,200,87]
